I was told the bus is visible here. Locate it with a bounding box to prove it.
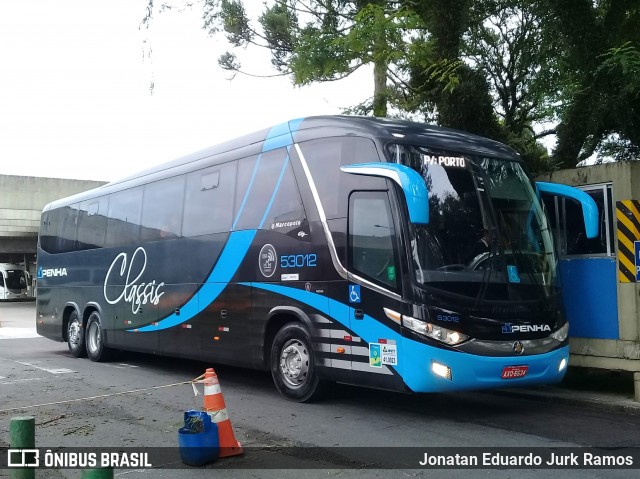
[0,263,33,301]
[36,116,598,401]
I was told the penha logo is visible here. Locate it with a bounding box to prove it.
[103,247,165,314]
[502,323,551,334]
[38,266,68,278]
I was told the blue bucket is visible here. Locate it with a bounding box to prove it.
[178,410,219,466]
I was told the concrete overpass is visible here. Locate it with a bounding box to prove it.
[0,175,106,275]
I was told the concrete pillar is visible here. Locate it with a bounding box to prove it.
[81,469,114,479]
[9,416,35,479]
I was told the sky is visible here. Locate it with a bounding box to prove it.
[0,0,372,182]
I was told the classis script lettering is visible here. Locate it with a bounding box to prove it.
[104,247,165,314]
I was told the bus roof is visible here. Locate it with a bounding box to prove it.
[44,115,519,211]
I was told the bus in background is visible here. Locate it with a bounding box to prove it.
[0,263,33,301]
[35,116,598,402]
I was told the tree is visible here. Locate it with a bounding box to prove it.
[203,0,422,117]
[401,0,504,140]
[540,0,640,167]
[145,0,640,169]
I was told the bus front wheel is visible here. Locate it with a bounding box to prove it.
[270,322,322,402]
[86,312,112,362]
[67,310,86,358]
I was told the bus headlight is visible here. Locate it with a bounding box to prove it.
[550,323,569,342]
[558,357,568,372]
[402,316,468,345]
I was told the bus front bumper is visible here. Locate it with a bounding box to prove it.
[401,340,570,393]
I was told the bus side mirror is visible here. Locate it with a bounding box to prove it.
[341,163,429,224]
[536,181,599,238]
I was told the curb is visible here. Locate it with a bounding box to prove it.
[488,386,640,416]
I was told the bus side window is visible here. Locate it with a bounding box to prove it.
[106,187,143,247]
[232,148,293,231]
[55,204,80,253]
[141,175,185,242]
[299,137,384,220]
[183,161,236,237]
[348,191,399,290]
[77,197,108,250]
[0,274,4,287]
[40,209,59,253]
[262,158,306,229]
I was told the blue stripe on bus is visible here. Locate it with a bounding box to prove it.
[131,118,306,333]
[134,229,257,332]
[241,282,402,350]
[240,282,569,392]
[263,124,290,151]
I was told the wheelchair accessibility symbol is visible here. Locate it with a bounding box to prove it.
[348,284,361,303]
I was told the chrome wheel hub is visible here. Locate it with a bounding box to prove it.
[87,320,100,354]
[68,321,81,347]
[279,339,309,388]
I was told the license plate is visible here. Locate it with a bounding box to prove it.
[501,365,528,379]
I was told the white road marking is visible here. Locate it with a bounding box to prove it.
[1,377,45,385]
[111,363,140,369]
[14,360,75,374]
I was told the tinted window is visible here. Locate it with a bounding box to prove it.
[56,204,79,253]
[77,197,108,250]
[232,149,293,230]
[141,176,185,242]
[299,137,384,219]
[106,188,143,247]
[262,157,305,230]
[183,162,236,237]
[544,184,613,256]
[40,208,60,253]
[349,191,398,289]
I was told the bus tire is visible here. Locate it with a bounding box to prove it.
[67,310,86,358]
[270,322,323,402]
[85,311,112,362]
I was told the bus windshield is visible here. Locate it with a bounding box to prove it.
[388,143,557,299]
[5,270,27,290]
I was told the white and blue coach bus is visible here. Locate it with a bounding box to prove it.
[36,116,598,401]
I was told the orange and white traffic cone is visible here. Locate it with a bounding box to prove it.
[203,368,243,458]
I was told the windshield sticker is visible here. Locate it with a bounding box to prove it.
[507,265,521,283]
[423,155,466,168]
[369,343,382,368]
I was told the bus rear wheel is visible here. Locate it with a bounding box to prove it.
[86,311,112,362]
[270,322,323,402]
[67,310,86,358]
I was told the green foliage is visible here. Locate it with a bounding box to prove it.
[542,0,640,167]
[147,0,640,169]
